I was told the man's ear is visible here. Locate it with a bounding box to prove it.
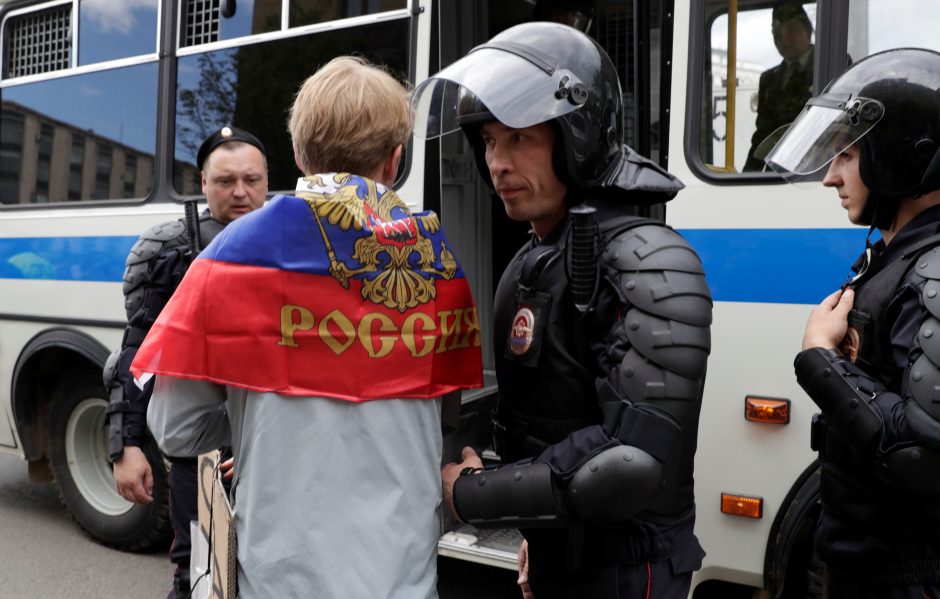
[380,145,403,185]
[201,171,208,195]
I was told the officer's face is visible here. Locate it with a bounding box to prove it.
[202,144,268,224]
[480,121,568,238]
[823,144,869,225]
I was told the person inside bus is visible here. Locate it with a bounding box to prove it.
[415,22,713,599]
[533,0,595,32]
[141,56,482,597]
[743,0,814,172]
[767,48,940,598]
[103,125,268,599]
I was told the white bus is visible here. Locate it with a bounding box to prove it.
[0,0,936,596]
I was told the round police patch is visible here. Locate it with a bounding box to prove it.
[509,307,535,356]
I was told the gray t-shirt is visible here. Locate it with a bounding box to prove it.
[148,376,442,598]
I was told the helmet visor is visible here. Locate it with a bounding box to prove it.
[765,95,884,180]
[412,45,585,140]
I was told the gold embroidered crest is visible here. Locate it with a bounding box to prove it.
[298,174,457,313]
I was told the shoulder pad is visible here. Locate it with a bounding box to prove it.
[924,279,940,321]
[122,221,188,314]
[125,221,188,269]
[913,246,940,281]
[908,352,940,422]
[623,307,710,379]
[917,317,940,366]
[603,224,704,274]
[619,348,702,403]
[616,269,712,327]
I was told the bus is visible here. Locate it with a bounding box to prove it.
[0,0,936,596]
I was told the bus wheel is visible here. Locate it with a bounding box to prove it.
[48,372,171,551]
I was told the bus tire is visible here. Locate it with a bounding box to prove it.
[48,372,171,551]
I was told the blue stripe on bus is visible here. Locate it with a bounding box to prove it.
[0,228,870,304]
[677,228,870,305]
[0,236,137,282]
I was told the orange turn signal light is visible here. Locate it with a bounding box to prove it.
[721,493,763,519]
[744,396,790,424]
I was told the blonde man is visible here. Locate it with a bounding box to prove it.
[140,56,481,598]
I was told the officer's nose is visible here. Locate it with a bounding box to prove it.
[486,143,512,178]
[233,179,247,197]
[822,161,841,188]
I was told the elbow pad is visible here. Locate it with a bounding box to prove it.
[794,347,883,450]
[453,461,566,529]
[567,444,663,523]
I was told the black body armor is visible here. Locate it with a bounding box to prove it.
[454,197,711,568]
[796,227,940,582]
[105,210,225,461]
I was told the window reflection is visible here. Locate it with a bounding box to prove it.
[0,64,158,204]
[175,18,409,193]
[78,0,159,64]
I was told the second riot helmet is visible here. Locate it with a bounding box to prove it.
[767,48,940,228]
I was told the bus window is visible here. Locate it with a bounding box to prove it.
[174,18,410,194]
[181,0,408,47]
[289,0,407,28]
[0,64,158,204]
[183,0,280,46]
[78,0,158,65]
[3,3,72,77]
[698,1,816,176]
[847,0,940,64]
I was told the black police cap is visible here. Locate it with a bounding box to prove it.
[196,126,267,171]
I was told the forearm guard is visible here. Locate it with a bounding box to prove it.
[794,347,884,451]
[453,461,566,529]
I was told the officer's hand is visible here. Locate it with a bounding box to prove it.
[113,446,154,504]
[441,446,483,522]
[517,539,534,599]
[802,288,854,351]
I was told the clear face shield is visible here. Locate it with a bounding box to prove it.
[765,94,885,182]
[411,44,588,140]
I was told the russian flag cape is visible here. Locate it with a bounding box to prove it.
[131,173,482,401]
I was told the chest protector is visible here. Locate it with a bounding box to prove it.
[849,233,940,390]
[494,213,659,460]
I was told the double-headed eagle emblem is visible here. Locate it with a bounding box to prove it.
[298,173,458,313]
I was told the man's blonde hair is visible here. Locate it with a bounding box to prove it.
[289,56,411,176]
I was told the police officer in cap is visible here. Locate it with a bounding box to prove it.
[413,22,712,598]
[767,48,940,598]
[104,126,267,598]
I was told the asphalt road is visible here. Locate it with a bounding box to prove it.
[0,451,521,598]
[0,451,169,597]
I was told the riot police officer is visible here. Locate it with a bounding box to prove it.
[413,22,712,598]
[767,48,940,598]
[103,126,267,598]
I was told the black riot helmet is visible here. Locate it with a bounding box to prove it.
[411,22,683,202]
[767,48,940,228]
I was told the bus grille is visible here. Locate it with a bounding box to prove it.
[6,5,71,77]
[185,0,221,47]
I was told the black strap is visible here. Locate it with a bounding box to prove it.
[598,380,680,462]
